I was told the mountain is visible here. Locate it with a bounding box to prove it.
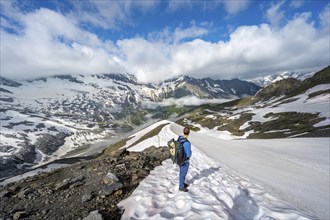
[248,70,315,87]
[177,66,330,139]
[0,73,260,180]
[158,76,260,99]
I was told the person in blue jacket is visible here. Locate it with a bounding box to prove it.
[178,127,192,192]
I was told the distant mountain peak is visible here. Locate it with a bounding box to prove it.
[248,70,315,87]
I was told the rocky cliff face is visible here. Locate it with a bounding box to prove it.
[0,146,170,220]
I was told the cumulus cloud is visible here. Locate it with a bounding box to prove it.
[0,8,126,79]
[0,2,329,83]
[116,10,329,83]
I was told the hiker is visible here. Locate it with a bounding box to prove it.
[178,127,192,192]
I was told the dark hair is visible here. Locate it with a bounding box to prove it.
[183,127,190,135]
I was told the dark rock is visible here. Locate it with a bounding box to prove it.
[108,148,128,158]
[0,87,13,93]
[0,76,22,87]
[34,132,69,155]
[103,172,119,184]
[0,145,17,154]
[0,190,11,198]
[13,211,28,220]
[54,182,71,191]
[36,123,46,129]
[71,176,86,183]
[13,144,37,163]
[0,146,169,219]
[82,210,103,220]
[82,193,93,202]
[8,185,20,193]
[69,181,84,189]
[115,164,126,170]
[103,182,123,196]
[17,188,35,198]
[0,97,14,102]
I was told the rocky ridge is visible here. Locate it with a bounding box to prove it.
[0,146,170,220]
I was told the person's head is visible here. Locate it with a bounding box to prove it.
[183,127,190,137]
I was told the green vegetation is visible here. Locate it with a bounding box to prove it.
[150,105,195,119]
[255,78,302,102]
[286,66,330,98]
[175,118,201,131]
[126,110,147,126]
[247,112,326,139]
[217,113,254,136]
[308,89,330,99]
[103,136,133,155]
[127,122,170,148]
[276,98,300,106]
[236,97,255,107]
[177,109,254,136]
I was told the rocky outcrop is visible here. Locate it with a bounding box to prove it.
[34,133,70,155]
[0,144,37,179]
[0,146,170,220]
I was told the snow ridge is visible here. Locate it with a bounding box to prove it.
[119,132,315,219]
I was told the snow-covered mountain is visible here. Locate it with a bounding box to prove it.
[0,73,260,179]
[177,66,330,139]
[248,70,315,87]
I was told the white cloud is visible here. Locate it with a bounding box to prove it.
[167,0,248,16]
[290,0,304,9]
[1,2,329,84]
[70,0,159,29]
[0,8,126,79]
[147,23,209,44]
[266,1,286,27]
[173,24,209,43]
[159,96,231,107]
[167,0,193,12]
[319,4,330,31]
[222,0,250,16]
[116,10,329,83]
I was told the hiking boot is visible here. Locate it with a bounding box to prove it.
[179,187,189,192]
[184,183,189,188]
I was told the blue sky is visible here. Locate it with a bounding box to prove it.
[1,0,329,83]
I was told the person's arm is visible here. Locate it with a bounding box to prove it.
[183,142,192,159]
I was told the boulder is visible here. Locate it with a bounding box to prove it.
[82,193,93,202]
[82,210,103,220]
[0,190,11,198]
[103,172,119,184]
[13,211,28,220]
[103,182,123,196]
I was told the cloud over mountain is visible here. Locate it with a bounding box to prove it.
[0,1,329,83]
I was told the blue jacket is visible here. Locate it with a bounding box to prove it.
[178,135,192,159]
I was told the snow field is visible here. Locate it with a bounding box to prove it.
[118,123,314,219]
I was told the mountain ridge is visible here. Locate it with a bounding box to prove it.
[0,73,260,180]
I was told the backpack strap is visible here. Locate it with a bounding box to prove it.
[177,136,189,144]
